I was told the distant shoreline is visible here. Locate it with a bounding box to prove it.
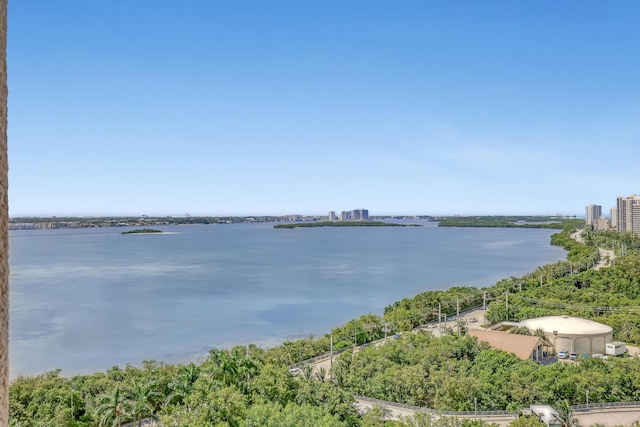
[273,221,421,229]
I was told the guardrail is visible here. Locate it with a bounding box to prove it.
[572,401,640,411]
[357,395,640,417]
[355,395,517,417]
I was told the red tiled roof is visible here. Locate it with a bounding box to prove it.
[467,329,544,360]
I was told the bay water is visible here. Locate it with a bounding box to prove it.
[9,221,566,377]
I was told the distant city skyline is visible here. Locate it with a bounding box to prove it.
[8,2,640,217]
[585,194,640,236]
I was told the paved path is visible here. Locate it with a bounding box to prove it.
[572,229,616,270]
[355,398,517,426]
[357,398,640,427]
[574,406,640,427]
[595,247,615,270]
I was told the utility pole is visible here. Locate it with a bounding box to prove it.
[505,291,509,322]
[483,292,486,311]
[330,333,333,372]
[456,297,460,336]
[438,303,441,334]
[382,322,390,342]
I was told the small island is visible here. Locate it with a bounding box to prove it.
[274,221,420,229]
[122,228,163,234]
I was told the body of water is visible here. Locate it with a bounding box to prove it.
[9,221,566,377]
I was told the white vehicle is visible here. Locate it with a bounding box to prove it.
[605,342,627,357]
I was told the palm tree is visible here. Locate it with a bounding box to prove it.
[302,365,314,381]
[127,379,161,427]
[552,400,580,427]
[95,386,132,427]
[166,363,200,407]
[236,356,259,393]
[315,366,328,382]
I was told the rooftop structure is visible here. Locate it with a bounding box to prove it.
[467,329,548,361]
[518,315,613,354]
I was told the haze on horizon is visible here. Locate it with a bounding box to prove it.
[8,1,640,218]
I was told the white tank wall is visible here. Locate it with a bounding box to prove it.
[575,337,591,354]
[555,337,572,353]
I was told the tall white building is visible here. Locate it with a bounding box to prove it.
[616,195,640,235]
[328,211,336,221]
[610,207,618,229]
[351,209,369,221]
[586,204,602,228]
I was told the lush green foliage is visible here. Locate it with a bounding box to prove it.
[339,332,640,411]
[121,228,162,234]
[9,353,358,427]
[436,216,582,230]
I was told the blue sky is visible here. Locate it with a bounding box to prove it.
[7,1,640,217]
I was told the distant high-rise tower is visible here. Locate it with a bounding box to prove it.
[351,208,368,221]
[586,204,602,228]
[610,207,618,229]
[340,211,350,221]
[595,216,610,231]
[616,195,640,235]
[328,211,336,221]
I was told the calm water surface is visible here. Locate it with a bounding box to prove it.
[9,221,566,377]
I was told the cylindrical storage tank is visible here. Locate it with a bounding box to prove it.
[519,315,613,354]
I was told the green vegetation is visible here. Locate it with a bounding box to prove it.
[121,229,163,234]
[436,216,583,230]
[11,222,640,426]
[274,221,418,229]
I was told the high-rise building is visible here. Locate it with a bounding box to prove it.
[616,195,640,235]
[586,204,602,227]
[340,211,350,221]
[610,207,618,229]
[351,208,369,221]
[328,211,336,221]
[595,216,610,231]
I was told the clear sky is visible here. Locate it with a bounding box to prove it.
[7,1,640,217]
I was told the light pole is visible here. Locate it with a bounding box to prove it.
[382,322,390,342]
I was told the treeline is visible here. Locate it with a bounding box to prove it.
[436,216,582,230]
[10,348,507,427]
